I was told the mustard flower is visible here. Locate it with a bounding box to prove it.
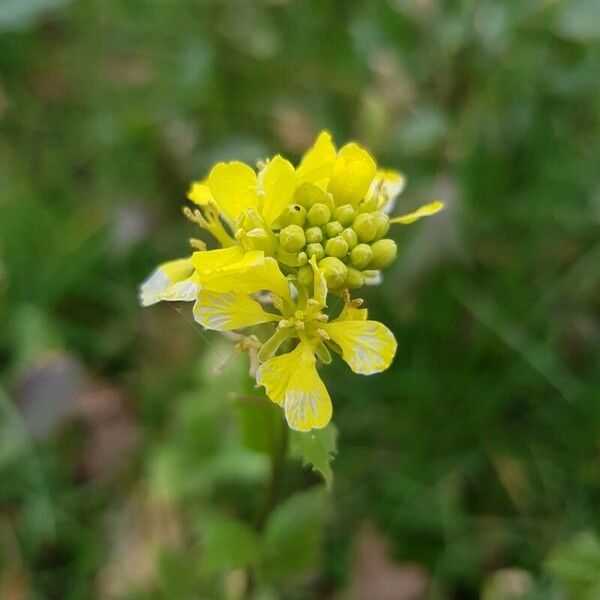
[140,130,443,430]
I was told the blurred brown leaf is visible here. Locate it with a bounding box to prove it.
[347,523,429,600]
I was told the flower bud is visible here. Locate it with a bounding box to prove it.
[318,257,348,288]
[279,224,306,253]
[334,204,356,226]
[297,264,314,286]
[353,213,377,242]
[305,226,323,244]
[307,203,332,226]
[325,236,349,258]
[372,212,390,239]
[344,267,364,289]
[324,221,343,238]
[359,195,379,212]
[341,227,357,249]
[294,182,325,208]
[280,204,307,227]
[306,242,325,261]
[350,243,373,269]
[368,239,397,269]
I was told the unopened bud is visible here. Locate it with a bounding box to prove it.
[344,267,365,289]
[359,195,379,212]
[372,212,390,239]
[305,226,323,244]
[350,243,374,269]
[341,227,357,249]
[279,224,306,253]
[281,204,307,227]
[324,221,343,238]
[297,264,314,286]
[325,236,349,258]
[334,204,356,226]
[368,239,397,269]
[308,202,331,226]
[294,182,325,208]
[306,243,325,261]
[318,257,348,288]
[353,213,377,242]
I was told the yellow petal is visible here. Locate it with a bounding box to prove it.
[336,304,368,322]
[309,256,327,308]
[323,320,397,375]
[389,201,444,225]
[256,344,302,405]
[260,155,296,226]
[139,258,199,306]
[328,142,376,206]
[193,289,278,331]
[194,249,291,301]
[207,161,258,222]
[296,131,337,189]
[367,169,406,213]
[283,344,332,431]
[192,246,246,274]
[187,181,213,206]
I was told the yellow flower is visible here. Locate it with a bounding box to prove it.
[192,258,396,431]
[140,130,445,430]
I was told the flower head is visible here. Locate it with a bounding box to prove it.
[140,131,443,430]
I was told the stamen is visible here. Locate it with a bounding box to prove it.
[316,328,330,340]
[189,238,207,251]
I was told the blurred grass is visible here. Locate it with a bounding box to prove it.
[0,0,599,598]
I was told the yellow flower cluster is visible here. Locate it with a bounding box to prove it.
[140,131,442,431]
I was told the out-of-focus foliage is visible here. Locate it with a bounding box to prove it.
[0,0,598,597]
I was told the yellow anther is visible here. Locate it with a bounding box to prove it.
[278,319,293,328]
[270,295,285,312]
[189,238,207,251]
[316,328,330,340]
[182,205,208,228]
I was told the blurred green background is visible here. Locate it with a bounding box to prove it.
[1,0,599,598]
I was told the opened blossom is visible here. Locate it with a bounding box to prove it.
[140,131,442,430]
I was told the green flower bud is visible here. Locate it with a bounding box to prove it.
[344,267,365,289]
[280,204,307,227]
[294,182,325,208]
[324,220,343,238]
[318,257,348,288]
[368,239,397,269]
[341,227,358,249]
[359,195,379,212]
[279,224,306,253]
[334,204,356,226]
[350,243,374,269]
[325,236,349,258]
[305,226,323,244]
[297,264,314,286]
[372,212,390,240]
[323,192,336,212]
[306,242,325,261]
[353,213,377,242]
[307,203,332,227]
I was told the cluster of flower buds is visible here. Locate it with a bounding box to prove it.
[274,184,397,293]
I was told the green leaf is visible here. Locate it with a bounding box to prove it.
[546,531,600,598]
[202,518,260,573]
[233,395,284,455]
[261,488,327,582]
[289,424,337,488]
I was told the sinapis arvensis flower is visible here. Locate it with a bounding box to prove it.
[140,131,443,430]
